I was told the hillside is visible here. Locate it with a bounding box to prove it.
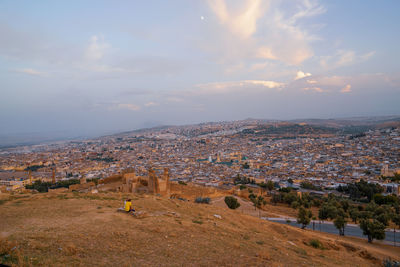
[1,192,399,266]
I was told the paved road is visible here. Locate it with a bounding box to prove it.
[265,217,400,247]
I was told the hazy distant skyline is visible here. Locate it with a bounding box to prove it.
[1,0,399,138]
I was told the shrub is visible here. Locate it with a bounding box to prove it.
[195,197,211,204]
[224,196,241,209]
[0,238,19,265]
[291,201,300,209]
[178,181,187,185]
[309,239,323,249]
[383,258,400,267]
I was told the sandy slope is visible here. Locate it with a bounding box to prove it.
[1,192,399,266]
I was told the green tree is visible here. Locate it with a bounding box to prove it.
[349,207,360,223]
[392,214,400,246]
[291,201,300,209]
[334,216,346,236]
[340,200,350,212]
[266,180,274,192]
[359,219,386,243]
[300,181,321,191]
[258,182,267,194]
[271,193,281,206]
[297,207,312,229]
[318,203,338,221]
[332,208,347,236]
[224,196,241,210]
[283,192,298,205]
[250,195,265,210]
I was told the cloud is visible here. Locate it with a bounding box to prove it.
[288,0,326,24]
[195,80,284,94]
[246,80,284,88]
[166,97,184,103]
[291,73,398,95]
[256,47,278,61]
[295,71,312,80]
[115,103,141,111]
[144,102,158,107]
[206,0,326,67]
[250,62,269,71]
[320,50,375,69]
[360,51,376,61]
[207,0,264,39]
[302,87,324,93]
[85,35,110,61]
[14,68,47,76]
[257,0,325,65]
[340,84,352,93]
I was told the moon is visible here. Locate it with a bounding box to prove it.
[200,16,205,20]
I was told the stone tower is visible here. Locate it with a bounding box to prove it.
[148,168,159,193]
[163,167,170,197]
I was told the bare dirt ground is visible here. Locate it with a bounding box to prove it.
[1,191,399,266]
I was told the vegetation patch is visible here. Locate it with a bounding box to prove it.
[224,196,240,209]
[291,246,307,256]
[383,258,400,267]
[0,238,20,266]
[57,194,69,200]
[242,234,250,240]
[26,179,80,193]
[194,197,211,204]
[308,239,324,249]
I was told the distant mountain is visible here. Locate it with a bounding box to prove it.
[106,116,400,139]
[290,116,400,128]
[2,116,399,148]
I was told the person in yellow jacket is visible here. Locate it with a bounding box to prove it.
[124,199,135,213]
[124,199,131,211]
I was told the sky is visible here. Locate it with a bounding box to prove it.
[0,0,399,139]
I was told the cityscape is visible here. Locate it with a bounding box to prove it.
[1,118,400,195]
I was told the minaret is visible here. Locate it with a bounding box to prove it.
[216,152,221,163]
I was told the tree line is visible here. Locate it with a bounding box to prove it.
[271,181,400,243]
[25,179,80,193]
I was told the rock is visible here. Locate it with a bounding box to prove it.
[214,214,222,219]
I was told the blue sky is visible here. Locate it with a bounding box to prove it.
[0,0,399,138]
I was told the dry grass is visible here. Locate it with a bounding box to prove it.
[0,191,399,266]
